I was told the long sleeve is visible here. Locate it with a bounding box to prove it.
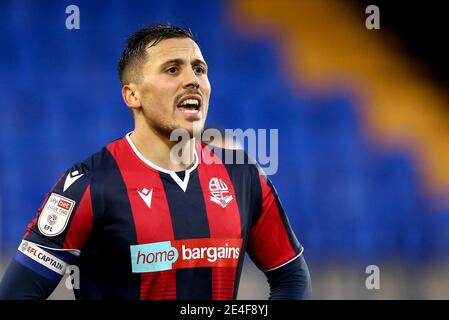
[0,248,75,299]
[264,254,312,300]
[0,164,92,299]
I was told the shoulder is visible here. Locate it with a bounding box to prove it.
[64,137,125,183]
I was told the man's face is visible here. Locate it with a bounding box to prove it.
[133,37,211,138]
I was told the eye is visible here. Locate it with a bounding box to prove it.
[194,66,206,75]
[167,66,178,74]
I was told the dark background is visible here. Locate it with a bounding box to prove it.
[355,0,448,86]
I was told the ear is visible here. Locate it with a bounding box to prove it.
[122,84,142,110]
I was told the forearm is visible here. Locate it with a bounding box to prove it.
[264,254,312,300]
[0,258,59,300]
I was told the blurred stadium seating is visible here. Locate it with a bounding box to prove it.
[1,0,449,299]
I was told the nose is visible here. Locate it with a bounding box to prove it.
[182,68,200,90]
[185,81,200,90]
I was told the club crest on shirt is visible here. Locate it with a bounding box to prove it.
[209,177,233,208]
[38,193,75,236]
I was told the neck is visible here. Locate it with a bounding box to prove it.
[130,125,196,172]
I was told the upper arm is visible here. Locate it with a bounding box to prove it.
[246,167,303,271]
[0,164,95,299]
[24,164,94,251]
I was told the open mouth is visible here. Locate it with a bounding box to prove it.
[177,96,201,114]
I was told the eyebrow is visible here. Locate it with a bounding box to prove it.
[159,58,208,70]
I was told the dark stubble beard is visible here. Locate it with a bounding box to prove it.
[141,107,205,143]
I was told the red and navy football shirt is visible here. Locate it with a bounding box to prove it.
[17,132,303,300]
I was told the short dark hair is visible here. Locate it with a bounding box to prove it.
[118,24,195,85]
